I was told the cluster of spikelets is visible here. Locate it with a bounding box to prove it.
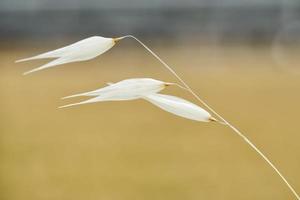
[16,35,300,199]
[16,36,217,123]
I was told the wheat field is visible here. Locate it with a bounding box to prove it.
[1,41,300,200]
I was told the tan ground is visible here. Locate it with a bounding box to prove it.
[1,41,300,200]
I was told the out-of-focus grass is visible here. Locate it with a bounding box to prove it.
[1,41,300,200]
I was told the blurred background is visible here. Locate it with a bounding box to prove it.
[1,0,300,200]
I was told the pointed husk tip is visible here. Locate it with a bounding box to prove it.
[209,117,227,125]
[113,37,126,43]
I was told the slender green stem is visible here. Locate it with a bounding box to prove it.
[116,35,300,200]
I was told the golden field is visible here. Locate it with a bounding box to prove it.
[1,40,300,200]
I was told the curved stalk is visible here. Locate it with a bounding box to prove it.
[116,35,300,200]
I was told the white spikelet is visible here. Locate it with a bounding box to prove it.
[59,96,120,109]
[60,78,172,108]
[143,93,213,122]
[16,36,117,75]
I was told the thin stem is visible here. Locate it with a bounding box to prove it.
[117,35,300,200]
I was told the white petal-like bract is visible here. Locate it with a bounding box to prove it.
[16,36,116,75]
[59,95,124,108]
[60,78,170,108]
[143,94,213,122]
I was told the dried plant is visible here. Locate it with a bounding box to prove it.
[16,35,299,199]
